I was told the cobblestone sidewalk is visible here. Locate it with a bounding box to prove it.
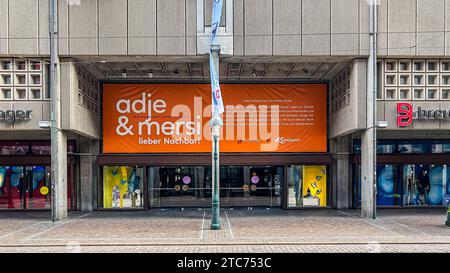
[0,208,449,253]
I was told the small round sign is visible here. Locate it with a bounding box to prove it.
[40,186,49,195]
[251,176,259,184]
[182,176,191,184]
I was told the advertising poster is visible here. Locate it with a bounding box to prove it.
[302,166,327,207]
[102,84,327,153]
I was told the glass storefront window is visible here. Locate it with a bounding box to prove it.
[0,144,28,155]
[0,166,24,209]
[354,140,450,154]
[443,144,450,153]
[398,143,428,153]
[403,164,446,206]
[355,163,447,207]
[103,166,144,209]
[148,166,283,208]
[0,165,72,209]
[26,166,51,209]
[0,141,75,155]
[287,165,327,208]
[246,166,283,207]
[377,143,396,154]
[148,166,209,207]
[377,164,401,206]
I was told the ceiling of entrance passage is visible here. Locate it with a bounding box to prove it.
[79,57,352,81]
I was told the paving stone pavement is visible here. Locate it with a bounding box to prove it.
[0,208,449,253]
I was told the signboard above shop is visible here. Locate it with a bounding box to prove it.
[397,102,450,127]
[102,84,327,153]
[0,109,32,123]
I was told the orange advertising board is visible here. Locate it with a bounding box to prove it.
[102,84,327,153]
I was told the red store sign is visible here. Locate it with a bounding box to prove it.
[397,102,450,127]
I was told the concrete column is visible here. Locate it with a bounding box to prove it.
[361,0,378,219]
[79,138,97,211]
[50,0,67,221]
[361,129,376,218]
[52,131,67,220]
[331,135,351,209]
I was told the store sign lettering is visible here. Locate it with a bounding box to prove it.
[0,109,32,123]
[397,102,450,127]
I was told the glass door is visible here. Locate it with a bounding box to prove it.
[25,166,51,209]
[247,166,283,207]
[219,166,245,207]
[148,166,210,207]
[214,166,283,207]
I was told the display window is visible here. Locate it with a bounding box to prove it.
[353,139,450,207]
[354,163,448,207]
[0,165,74,209]
[102,166,144,209]
[287,165,327,208]
[403,164,447,206]
[353,139,450,154]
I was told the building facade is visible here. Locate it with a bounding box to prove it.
[0,0,449,211]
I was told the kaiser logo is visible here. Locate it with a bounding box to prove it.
[275,137,300,144]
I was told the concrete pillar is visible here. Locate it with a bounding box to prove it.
[52,131,67,220]
[79,138,98,211]
[361,130,376,218]
[361,0,378,219]
[50,0,67,221]
[331,135,351,209]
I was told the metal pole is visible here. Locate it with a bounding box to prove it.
[372,0,378,220]
[50,0,67,221]
[210,45,222,230]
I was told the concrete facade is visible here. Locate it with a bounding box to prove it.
[0,0,447,57]
[0,1,450,212]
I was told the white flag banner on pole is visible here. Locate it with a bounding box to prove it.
[210,54,224,115]
[210,0,224,115]
[210,0,223,44]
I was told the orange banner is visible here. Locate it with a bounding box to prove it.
[102,84,327,153]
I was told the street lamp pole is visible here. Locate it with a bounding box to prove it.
[370,0,378,220]
[210,44,222,230]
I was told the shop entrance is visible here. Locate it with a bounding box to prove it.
[217,166,283,207]
[0,165,51,209]
[146,166,283,208]
[0,140,77,210]
[99,154,332,209]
